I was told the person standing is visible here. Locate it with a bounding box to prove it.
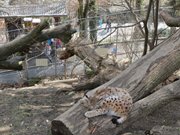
[46,44,52,55]
[106,16,111,32]
[46,38,53,56]
[98,16,103,28]
[55,38,62,49]
[47,38,53,46]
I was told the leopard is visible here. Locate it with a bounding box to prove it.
[83,87,133,125]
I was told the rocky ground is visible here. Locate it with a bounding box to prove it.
[0,79,180,135]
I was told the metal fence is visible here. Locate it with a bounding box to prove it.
[0,9,174,85]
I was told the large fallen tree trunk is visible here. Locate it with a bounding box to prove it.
[0,20,76,70]
[53,80,180,135]
[57,10,180,92]
[51,28,180,135]
[77,79,180,135]
[57,38,121,91]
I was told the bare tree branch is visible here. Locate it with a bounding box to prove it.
[151,0,159,48]
[0,20,76,70]
[160,10,180,27]
[142,0,154,56]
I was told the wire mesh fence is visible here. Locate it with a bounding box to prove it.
[0,8,175,85]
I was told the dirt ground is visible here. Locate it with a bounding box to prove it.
[0,82,84,135]
[0,81,180,135]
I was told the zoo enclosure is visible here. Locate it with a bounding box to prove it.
[0,7,174,85]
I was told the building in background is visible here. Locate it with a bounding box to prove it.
[0,0,68,42]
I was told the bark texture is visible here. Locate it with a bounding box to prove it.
[160,10,180,27]
[82,80,180,135]
[51,29,180,135]
[57,38,120,91]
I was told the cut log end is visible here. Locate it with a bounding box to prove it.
[51,120,73,135]
[51,101,91,135]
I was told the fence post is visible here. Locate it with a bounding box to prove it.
[115,14,119,57]
[64,59,67,79]
[54,42,57,77]
[21,54,28,86]
[24,54,29,79]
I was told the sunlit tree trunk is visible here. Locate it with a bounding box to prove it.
[136,0,142,14]
[89,0,97,42]
[78,0,89,38]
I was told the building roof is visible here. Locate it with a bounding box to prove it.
[0,1,68,17]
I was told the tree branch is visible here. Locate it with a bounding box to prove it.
[142,0,153,56]
[160,10,180,27]
[0,20,49,61]
[0,56,25,70]
[151,0,159,48]
[0,20,76,61]
[0,20,76,70]
[89,79,180,135]
[51,29,180,135]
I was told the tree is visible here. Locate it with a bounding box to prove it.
[160,10,180,27]
[51,10,180,135]
[0,20,76,70]
[78,0,89,38]
[136,0,143,14]
[89,0,97,42]
[57,0,162,91]
[77,0,97,42]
